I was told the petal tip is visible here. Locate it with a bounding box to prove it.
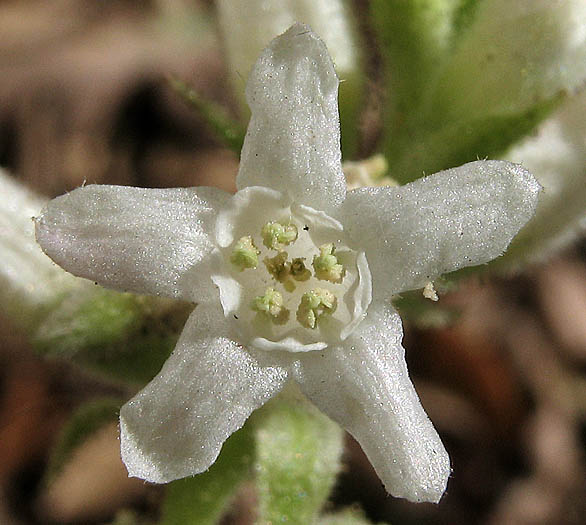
[119,414,160,483]
[384,446,451,504]
[498,160,543,220]
[237,22,346,209]
[246,22,339,107]
[34,206,61,263]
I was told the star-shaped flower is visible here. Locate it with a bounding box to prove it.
[35,24,540,503]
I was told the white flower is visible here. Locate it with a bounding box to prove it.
[35,24,540,503]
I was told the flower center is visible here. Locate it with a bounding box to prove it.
[212,187,372,352]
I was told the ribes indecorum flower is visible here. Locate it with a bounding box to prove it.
[35,24,540,503]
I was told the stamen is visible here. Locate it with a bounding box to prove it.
[230,236,259,270]
[251,288,289,324]
[313,243,345,283]
[423,281,439,301]
[290,257,311,281]
[261,221,298,250]
[264,251,290,282]
[296,288,337,329]
[264,252,297,292]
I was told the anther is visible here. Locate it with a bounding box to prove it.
[313,243,345,283]
[251,288,289,325]
[296,288,337,329]
[261,221,298,250]
[230,236,259,270]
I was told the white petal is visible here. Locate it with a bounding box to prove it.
[341,160,540,297]
[35,185,230,301]
[292,303,450,503]
[120,303,289,483]
[236,23,346,211]
[339,251,372,341]
[215,186,286,248]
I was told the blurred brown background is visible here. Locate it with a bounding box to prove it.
[1,1,585,524]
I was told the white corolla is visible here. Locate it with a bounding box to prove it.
[35,24,540,503]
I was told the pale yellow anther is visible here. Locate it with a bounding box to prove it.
[423,281,439,302]
[296,288,337,329]
[261,221,298,250]
[313,243,345,283]
[230,236,259,270]
[251,288,289,325]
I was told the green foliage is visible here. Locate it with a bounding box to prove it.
[254,394,344,525]
[161,426,255,525]
[169,75,245,153]
[35,290,143,355]
[371,0,480,131]
[45,398,122,484]
[388,92,564,183]
[451,0,484,37]
[161,391,347,525]
[372,1,572,183]
[34,289,191,385]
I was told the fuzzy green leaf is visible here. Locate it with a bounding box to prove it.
[255,394,344,525]
[34,289,191,385]
[451,0,484,36]
[428,1,586,126]
[371,0,482,131]
[388,92,564,183]
[161,425,255,525]
[375,1,585,184]
[45,398,122,484]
